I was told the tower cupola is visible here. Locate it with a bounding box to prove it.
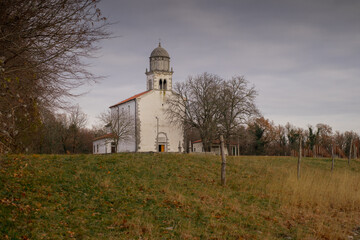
[149,42,171,72]
[146,43,173,91]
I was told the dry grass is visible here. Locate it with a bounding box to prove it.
[266,159,360,239]
[1,154,360,239]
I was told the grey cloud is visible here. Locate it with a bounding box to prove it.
[73,0,360,133]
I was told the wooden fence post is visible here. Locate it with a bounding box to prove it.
[220,135,226,186]
[297,136,302,180]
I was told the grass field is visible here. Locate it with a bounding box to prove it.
[1,153,360,239]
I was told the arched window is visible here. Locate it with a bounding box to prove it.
[163,79,167,90]
[159,79,163,90]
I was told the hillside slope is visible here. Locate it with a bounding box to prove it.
[1,154,360,239]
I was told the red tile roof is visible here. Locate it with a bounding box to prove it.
[110,90,150,108]
[192,139,237,145]
[192,139,222,144]
[93,133,114,141]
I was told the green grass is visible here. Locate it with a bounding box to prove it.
[1,153,360,239]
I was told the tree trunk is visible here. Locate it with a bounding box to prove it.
[297,136,302,180]
[313,145,316,158]
[220,135,226,186]
[61,136,67,153]
[72,137,76,153]
[201,136,210,152]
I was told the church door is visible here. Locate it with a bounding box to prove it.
[111,142,116,153]
[158,144,165,152]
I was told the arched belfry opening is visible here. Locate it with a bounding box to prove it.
[146,42,173,91]
[163,79,167,90]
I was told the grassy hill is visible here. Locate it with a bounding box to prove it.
[1,153,360,239]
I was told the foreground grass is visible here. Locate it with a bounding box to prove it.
[1,154,360,239]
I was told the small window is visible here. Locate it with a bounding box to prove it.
[159,79,163,90]
[163,79,167,90]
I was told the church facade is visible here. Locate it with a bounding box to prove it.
[93,44,184,154]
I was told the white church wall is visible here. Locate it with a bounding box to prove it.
[93,139,111,154]
[110,100,136,152]
[192,142,203,153]
[137,90,183,152]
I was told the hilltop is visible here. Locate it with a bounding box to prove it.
[1,154,360,239]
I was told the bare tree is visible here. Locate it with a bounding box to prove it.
[99,108,135,153]
[35,108,67,154]
[0,0,110,153]
[57,113,71,154]
[30,107,102,154]
[68,106,87,153]
[316,123,333,157]
[166,73,258,153]
[217,76,258,154]
[166,73,222,152]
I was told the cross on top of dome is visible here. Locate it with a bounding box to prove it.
[150,42,170,58]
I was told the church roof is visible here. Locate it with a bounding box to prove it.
[93,133,114,141]
[192,139,238,145]
[150,43,170,58]
[110,90,150,108]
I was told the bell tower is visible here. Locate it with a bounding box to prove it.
[145,42,173,91]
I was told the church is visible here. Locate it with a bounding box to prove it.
[93,43,184,153]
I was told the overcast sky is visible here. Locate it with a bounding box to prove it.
[73,0,360,133]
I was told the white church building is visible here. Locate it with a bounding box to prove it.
[93,43,184,153]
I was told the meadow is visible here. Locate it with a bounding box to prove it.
[1,153,360,239]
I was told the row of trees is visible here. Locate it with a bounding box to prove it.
[237,118,359,158]
[19,106,104,154]
[0,0,110,153]
[166,73,359,159]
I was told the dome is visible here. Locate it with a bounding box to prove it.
[150,43,170,58]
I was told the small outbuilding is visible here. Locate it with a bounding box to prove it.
[191,140,239,156]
